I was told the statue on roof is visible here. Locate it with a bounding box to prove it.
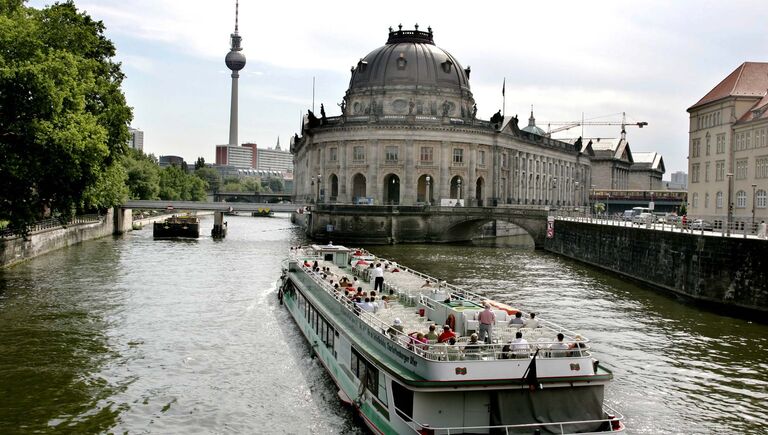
[574,136,583,152]
[320,104,327,122]
[490,110,503,124]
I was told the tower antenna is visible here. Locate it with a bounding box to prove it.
[235,0,239,33]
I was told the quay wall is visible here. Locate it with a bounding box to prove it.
[0,208,132,268]
[543,220,768,316]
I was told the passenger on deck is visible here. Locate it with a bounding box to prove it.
[370,296,380,313]
[372,263,385,292]
[477,303,496,344]
[425,324,439,341]
[523,312,540,329]
[387,318,404,339]
[568,335,587,356]
[361,297,375,312]
[438,325,457,343]
[421,279,432,288]
[312,260,319,269]
[380,295,390,308]
[463,333,483,360]
[549,333,569,357]
[508,311,524,325]
[510,331,530,358]
[445,337,461,361]
[409,332,428,351]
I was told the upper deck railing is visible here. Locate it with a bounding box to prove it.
[292,249,592,363]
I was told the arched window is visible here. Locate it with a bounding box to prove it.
[704,192,710,209]
[692,192,699,208]
[329,174,339,200]
[757,189,767,208]
[716,191,723,209]
[351,173,366,202]
[736,190,747,208]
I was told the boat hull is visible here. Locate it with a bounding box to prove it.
[153,221,200,239]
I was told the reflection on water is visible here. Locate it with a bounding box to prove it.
[366,243,768,434]
[0,218,766,434]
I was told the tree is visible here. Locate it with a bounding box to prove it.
[0,1,132,231]
[158,165,206,201]
[123,149,160,200]
[194,156,206,170]
[194,167,221,192]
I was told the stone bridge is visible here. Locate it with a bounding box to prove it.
[306,204,550,246]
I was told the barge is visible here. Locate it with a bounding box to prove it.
[152,215,200,239]
[278,244,624,434]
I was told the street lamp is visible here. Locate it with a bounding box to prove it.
[752,183,758,232]
[426,175,431,206]
[590,184,596,217]
[551,177,558,206]
[317,173,322,204]
[457,178,462,204]
[726,172,734,236]
[574,181,580,208]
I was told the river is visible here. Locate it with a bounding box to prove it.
[0,214,766,434]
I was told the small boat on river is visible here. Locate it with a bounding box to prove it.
[153,215,200,239]
[277,244,624,434]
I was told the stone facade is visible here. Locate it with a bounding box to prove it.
[687,62,768,224]
[544,220,768,317]
[292,27,590,209]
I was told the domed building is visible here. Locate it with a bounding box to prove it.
[292,26,591,210]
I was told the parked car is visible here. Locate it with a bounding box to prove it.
[689,219,713,231]
[632,212,654,224]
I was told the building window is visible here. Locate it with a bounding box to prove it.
[736,190,747,208]
[704,192,710,209]
[757,190,767,208]
[420,146,433,162]
[706,135,711,156]
[716,191,723,209]
[502,153,508,168]
[329,147,337,161]
[705,162,710,182]
[692,192,699,208]
[353,146,365,161]
[385,146,399,162]
[691,163,700,183]
[478,150,485,165]
[736,159,748,180]
[716,134,725,154]
[747,132,752,149]
[453,148,464,164]
[716,160,725,181]
[691,139,700,158]
[756,156,768,179]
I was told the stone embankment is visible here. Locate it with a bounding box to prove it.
[1,208,132,268]
[543,219,767,318]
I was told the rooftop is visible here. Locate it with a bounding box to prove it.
[689,62,768,111]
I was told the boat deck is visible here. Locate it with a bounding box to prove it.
[293,246,593,363]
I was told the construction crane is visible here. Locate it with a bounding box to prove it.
[545,112,647,136]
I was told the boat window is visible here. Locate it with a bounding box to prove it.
[351,347,382,401]
[324,253,333,261]
[391,382,413,421]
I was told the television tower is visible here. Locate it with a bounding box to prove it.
[225,0,246,146]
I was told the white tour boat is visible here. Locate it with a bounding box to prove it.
[277,244,625,434]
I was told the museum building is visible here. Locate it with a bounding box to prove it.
[291,26,592,208]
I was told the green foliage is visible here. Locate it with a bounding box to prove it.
[0,1,131,230]
[194,167,221,192]
[123,149,160,200]
[194,156,205,170]
[221,182,243,192]
[158,165,206,201]
[593,202,606,214]
[679,202,687,216]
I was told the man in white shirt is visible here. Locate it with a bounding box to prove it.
[509,331,530,358]
[372,263,384,292]
[522,312,539,329]
[549,333,569,357]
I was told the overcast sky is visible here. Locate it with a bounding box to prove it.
[29,0,768,176]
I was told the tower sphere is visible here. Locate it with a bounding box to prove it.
[226,50,246,71]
